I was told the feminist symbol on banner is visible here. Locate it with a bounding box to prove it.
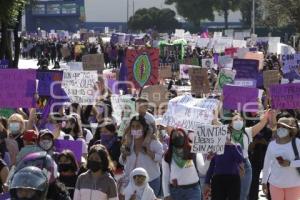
[133,54,151,87]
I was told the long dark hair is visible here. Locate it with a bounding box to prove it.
[88,144,115,172]
[57,150,78,172]
[164,128,193,164]
[129,115,149,138]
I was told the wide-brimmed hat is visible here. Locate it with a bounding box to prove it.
[277,117,297,130]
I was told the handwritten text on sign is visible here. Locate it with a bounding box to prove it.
[62,71,97,105]
[192,124,228,155]
[269,83,300,109]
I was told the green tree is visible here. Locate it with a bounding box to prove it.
[165,0,215,26]
[262,0,300,31]
[128,7,180,32]
[212,0,241,29]
[239,0,265,29]
[0,0,29,68]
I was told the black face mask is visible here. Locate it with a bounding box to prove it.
[87,160,103,172]
[58,163,76,172]
[172,136,185,148]
[62,128,72,134]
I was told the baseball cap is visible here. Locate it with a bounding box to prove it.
[22,130,38,142]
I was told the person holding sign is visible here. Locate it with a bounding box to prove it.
[262,117,300,200]
[162,128,210,200]
[204,136,245,200]
[221,112,269,200]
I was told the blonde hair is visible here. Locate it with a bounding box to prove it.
[8,113,25,133]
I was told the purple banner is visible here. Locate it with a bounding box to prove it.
[0,69,36,108]
[223,85,259,111]
[37,70,66,96]
[269,83,300,109]
[54,139,83,162]
[233,59,259,79]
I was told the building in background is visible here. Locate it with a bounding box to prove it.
[25,0,242,32]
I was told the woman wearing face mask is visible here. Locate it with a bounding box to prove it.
[8,114,26,150]
[63,114,88,157]
[162,129,210,200]
[89,118,122,172]
[38,129,54,153]
[124,167,157,200]
[223,112,269,200]
[119,115,163,197]
[262,117,300,200]
[57,150,79,199]
[74,144,118,200]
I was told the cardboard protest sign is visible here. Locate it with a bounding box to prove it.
[0,60,9,69]
[216,68,236,91]
[37,70,66,96]
[82,54,104,72]
[188,68,210,96]
[218,56,233,69]
[54,140,82,162]
[243,52,264,70]
[233,59,259,79]
[233,79,257,88]
[141,85,169,109]
[223,85,259,111]
[126,48,159,89]
[263,70,281,90]
[111,95,136,135]
[179,64,192,79]
[269,83,300,109]
[192,124,228,155]
[0,69,36,108]
[62,71,97,105]
[159,65,173,79]
[202,58,214,68]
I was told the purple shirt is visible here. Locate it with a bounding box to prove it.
[205,144,245,184]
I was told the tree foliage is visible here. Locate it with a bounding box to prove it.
[128,7,180,32]
[165,0,215,26]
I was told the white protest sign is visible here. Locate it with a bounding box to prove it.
[281,54,300,74]
[175,29,185,38]
[67,62,83,71]
[196,38,210,48]
[233,40,247,48]
[192,124,228,154]
[233,79,257,88]
[234,32,245,40]
[218,56,233,69]
[111,94,136,125]
[224,29,234,37]
[62,71,98,105]
[202,58,214,68]
[213,37,233,53]
[213,32,223,38]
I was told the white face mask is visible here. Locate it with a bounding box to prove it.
[39,140,53,151]
[277,128,289,138]
[232,120,244,131]
[9,122,20,134]
[131,129,143,139]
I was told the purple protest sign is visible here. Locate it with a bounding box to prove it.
[107,79,120,94]
[0,69,36,108]
[54,139,83,162]
[233,59,259,79]
[223,85,259,111]
[37,70,66,96]
[269,83,300,109]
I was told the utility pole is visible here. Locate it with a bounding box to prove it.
[252,0,255,34]
[127,0,129,32]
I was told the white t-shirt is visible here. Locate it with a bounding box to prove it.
[262,138,300,188]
